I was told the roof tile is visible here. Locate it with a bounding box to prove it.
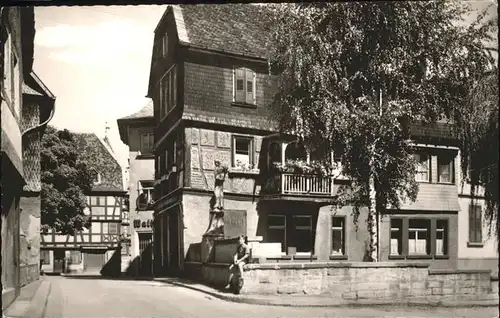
[118,100,154,120]
[178,4,273,59]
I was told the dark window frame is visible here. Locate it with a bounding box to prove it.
[388,217,449,260]
[437,152,455,184]
[331,216,346,257]
[468,205,482,244]
[232,135,254,168]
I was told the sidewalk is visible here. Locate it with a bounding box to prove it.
[3,276,51,318]
[153,277,500,308]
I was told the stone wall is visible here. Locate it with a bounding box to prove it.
[186,261,499,305]
[19,194,41,286]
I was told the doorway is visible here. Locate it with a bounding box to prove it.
[53,250,65,274]
[138,232,153,277]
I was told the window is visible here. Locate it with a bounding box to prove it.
[436,220,448,256]
[91,170,101,185]
[172,140,177,167]
[233,136,253,167]
[331,217,345,255]
[159,66,177,119]
[164,149,169,171]
[408,219,431,255]
[41,250,50,265]
[162,33,168,56]
[156,155,161,178]
[438,152,455,183]
[69,251,82,264]
[3,33,12,100]
[140,132,154,154]
[13,54,19,115]
[109,223,119,234]
[469,205,482,243]
[294,215,313,254]
[414,153,430,182]
[139,181,155,205]
[268,215,286,254]
[390,218,403,256]
[234,68,256,104]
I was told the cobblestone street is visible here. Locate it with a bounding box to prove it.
[42,276,497,318]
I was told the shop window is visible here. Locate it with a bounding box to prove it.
[408,219,431,255]
[331,217,345,256]
[267,214,286,254]
[41,250,50,265]
[390,218,403,256]
[436,220,448,256]
[293,215,313,254]
[70,251,82,264]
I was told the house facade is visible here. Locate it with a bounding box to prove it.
[117,101,155,277]
[40,133,127,275]
[1,7,55,309]
[147,4,494,277]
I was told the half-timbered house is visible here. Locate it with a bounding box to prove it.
[40,133,127,275]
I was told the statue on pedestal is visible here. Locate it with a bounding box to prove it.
[204,160,228,236]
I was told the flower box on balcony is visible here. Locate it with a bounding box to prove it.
[228,167,260,176]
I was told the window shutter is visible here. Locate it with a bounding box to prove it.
[235,68,245,102]
[475,206,482,243]
[245,69,254,104]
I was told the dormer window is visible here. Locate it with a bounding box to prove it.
[140,131,154,154]
[233,68,256,105]
[91,170,102,185]
[413,153,430,182]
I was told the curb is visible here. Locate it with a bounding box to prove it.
[22,279,51,318]
[159,279,500,308]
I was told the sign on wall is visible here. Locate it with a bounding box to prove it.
[133,219,153,229]
[223,210,247,239]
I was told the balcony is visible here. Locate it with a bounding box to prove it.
[263,173,336,198]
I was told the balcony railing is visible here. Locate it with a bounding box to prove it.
[259,173,335,196]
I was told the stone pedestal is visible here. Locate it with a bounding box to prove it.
[201,234,224,264]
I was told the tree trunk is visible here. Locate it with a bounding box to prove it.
[368,172,378,262]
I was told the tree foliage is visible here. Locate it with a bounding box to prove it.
[455,67,499,240]
[268,1,496,260]
[41,126,92,235]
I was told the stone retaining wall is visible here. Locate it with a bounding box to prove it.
[184,261,499,304]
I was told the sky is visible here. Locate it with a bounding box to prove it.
[33,2,497,171]
[34,5,168,169]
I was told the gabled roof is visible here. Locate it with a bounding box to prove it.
[177,4,273,59]
[73,132,124,193]
[118,100,153,120]
[146,4,274,97]
[117,100,154,145]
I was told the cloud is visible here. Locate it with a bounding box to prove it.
[35,19,153,65]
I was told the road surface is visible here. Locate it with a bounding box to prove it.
[43,275,497,318]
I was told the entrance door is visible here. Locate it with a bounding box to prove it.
[138,233,153,277]
[53,250,65,274]
[83,252,105,274]
[168,211,179,274]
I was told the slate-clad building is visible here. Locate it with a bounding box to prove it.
[146,4,497,277]
[1,7,56,309]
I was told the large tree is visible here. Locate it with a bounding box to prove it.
[41,126,93,235]
[268,1,496,261]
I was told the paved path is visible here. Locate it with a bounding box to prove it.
[43,275,498,318]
